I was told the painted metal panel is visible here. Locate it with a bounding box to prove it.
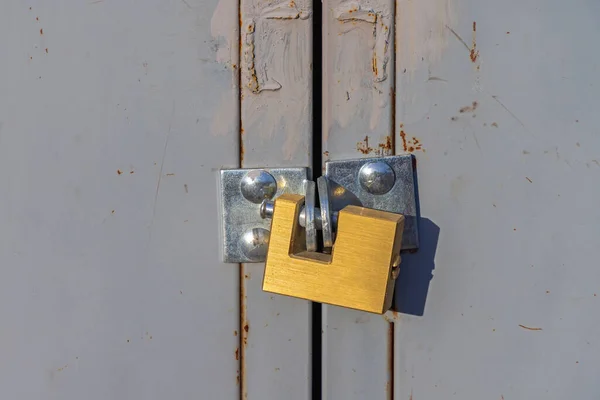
[394,0,600,399]
[322,0,395,398]
[240,0,313,398]
[0,0,239,398]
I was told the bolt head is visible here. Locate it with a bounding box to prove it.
[240,228,270,261]
[358,161,395,195]
[240,170,277,204]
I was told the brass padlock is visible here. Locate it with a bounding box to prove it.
[263,193,404,314]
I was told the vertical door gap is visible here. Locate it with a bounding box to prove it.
[312,1,323,399]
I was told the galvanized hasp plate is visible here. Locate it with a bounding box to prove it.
[219,167,308,263]
[325,155,419,250]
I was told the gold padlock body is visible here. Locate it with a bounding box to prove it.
[263,194,404,314]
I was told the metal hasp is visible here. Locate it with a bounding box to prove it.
[326,154,419,250]
[219,167,308,263]
[219,155,419,263]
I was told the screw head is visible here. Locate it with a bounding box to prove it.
[240,228,270,261]
[240,170,277,204]
[358,161,395,195]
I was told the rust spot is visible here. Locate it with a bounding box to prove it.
[546,290,550,294]
[236,374,240,385]
[459,101,478,113]
[166,173,175,176]
[235,347,239,360]
[377,136,393,156]
[36,17,39,21]
[372,55,378,77]
[526,177,533,183]
[30,56,33,60]
[111,210,115,214]
[469,22,479,63]
[244,273,250,279]
[129,170,134,174]
[243,324,249,333]
[117,169,123,175]
[451,116,458,121]
[127,339,130,343]
[399,130,408,152]
[491,122,499,128]
[519,324,542,331]
[40,28,43,35]
[323,151,329,157]
[234,330,238,336]
[357,136,372,154]
[45,48,48,54]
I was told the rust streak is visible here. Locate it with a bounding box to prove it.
[519,324,542,331]
[357,135,372,154]
[399,129,408,152]
[470,22,479,63]
[459,101,478,113]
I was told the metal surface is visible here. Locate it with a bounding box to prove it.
[326,155,419,250]
[263,194,404,314]
[239,0,313,396]
[322,0,397,395]
[220,168,308,263]
[392,1,600,399]
[358,161,396,195]
[0,1,241,398]
[240,170,278,204]
[260,200,275,219]
[240,228,271,261]
[317,176,334,252]
[304,180,317,252]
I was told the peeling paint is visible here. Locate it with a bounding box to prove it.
[263,1,310,20]
[335,3,390,83]
[334,1,377,23]
[241,0,312,158]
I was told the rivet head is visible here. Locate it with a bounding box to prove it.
[358,161,395,195]
[240,228,270,261]
[240,170,277,204]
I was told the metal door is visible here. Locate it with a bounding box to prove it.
[1,0,600,399]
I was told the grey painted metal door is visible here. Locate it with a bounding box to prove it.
[2,0,600,399]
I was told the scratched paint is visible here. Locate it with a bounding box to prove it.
[241,0,312,161]
[325,0,394,142]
